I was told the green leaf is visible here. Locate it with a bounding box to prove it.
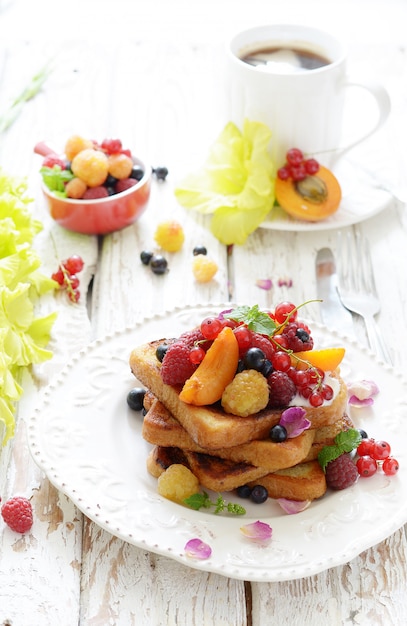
[225,304,276,335]
[40,166,73,194]
[183,492,212,510]
[184,491,246,515]
[318,428,362,472]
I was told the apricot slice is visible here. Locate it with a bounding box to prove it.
[179,326,239,406]
[290,347,345,372]
[275,166,341,222]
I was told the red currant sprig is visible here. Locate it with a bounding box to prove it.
[356,437,399,477]
[277,148,320,182]
[51,254,84,303]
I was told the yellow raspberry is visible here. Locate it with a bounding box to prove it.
[108,153,133,179]
[192,254,218,282]
[154,220,185,252]
[71,148,109,187]
[157,464,200,504]
[65,177,87,199]
[221,370,269,417]
[65,135,94,161]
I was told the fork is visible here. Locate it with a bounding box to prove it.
[336,230,393,365]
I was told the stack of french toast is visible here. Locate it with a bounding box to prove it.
[129,305,353,505]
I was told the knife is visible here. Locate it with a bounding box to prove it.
[315,247,354,336]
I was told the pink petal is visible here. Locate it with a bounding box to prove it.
[184,538,212,560]
[277,277,293,287]
[347,379,379,401]
[348,395,375,407]
[277,498,311,514]
[279,407,311,437]
[240,520,272,543]
[256,279,273,291]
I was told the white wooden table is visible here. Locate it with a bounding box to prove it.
[1,1,407,624]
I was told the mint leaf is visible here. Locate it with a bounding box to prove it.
[184,491,246,515]
[225,304,276,335]
[40,166,74,194]
[318,428,362,472]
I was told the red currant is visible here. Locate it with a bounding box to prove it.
[68,289,80,303]
[371,440,391,461]
[357,438,375,457]
[272,334,289,349]
[189,345,206,364]
[200,317,222,340]
[382,457,399,476]
[322,384,334,401]
[356,455,378,477]
[286,148,303,166]
[304,158,320,175]
[274,302,298,324]
[294,370,310,387]
[309,390,324,407]
[290,163,307,181]
[65,274,80,290]
[51,269,65,286]
[233,325,252,354]
[271,351,291,372]
[63,255,84,274]
[277,166,291,180]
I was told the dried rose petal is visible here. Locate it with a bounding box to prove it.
[279,407,311,438]
[277,277,293,288]
[255,278,273,291]
[277,498,311,514]
[240,520,272,543]
[348,380,379,406]
[184,538,212,560]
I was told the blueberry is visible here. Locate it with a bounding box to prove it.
[127,387,146,411]
[193,245,207,256]
[243,347,266,372]
[249,485,268,504]
[150,254,168,275]
[105,174,118,186]
[269,424,288,443]
[236,485,252,499]
[153,166,169,181]
[156,343,169,362]
[358,428,368,439]
[296,328,310,343]
[261,359,273,377]
[130,165,145,181]
[140,250,153,265]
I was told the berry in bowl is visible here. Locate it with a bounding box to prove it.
[35,135,151,235]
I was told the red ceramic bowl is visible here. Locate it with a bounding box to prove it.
[42,158,151,235]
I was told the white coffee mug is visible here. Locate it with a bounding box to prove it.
[226,24,391,166]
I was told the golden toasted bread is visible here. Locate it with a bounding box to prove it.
[147,445,271,491]
[142,396,316,471]
[248,460,327,501]
[130,339,348,450]
[147,446,327,500]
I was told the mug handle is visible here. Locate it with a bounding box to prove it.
[332,78,391,161]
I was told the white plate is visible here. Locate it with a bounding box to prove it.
[262,153,394,231]
[28,304,407,582]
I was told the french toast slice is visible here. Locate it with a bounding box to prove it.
[142,396,316,471]
[248,461,327,502]
[130,339,348,450]
[147,446,327,500]
[147,445,271,491]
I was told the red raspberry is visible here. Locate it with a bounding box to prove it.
[1,496,33,533]
[178,328,211,351]
[83,186,109,200]
[42,155,67,169]
[250,333,275,361]
[267,371,296,408]
[325,454,359,490]
[160,341,197,386]
[115,178,137,194]
[281,321,314,352]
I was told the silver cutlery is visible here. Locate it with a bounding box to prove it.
[315,247,354,336]
[336,231,393,364]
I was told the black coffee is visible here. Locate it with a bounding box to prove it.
[241,46,331,72]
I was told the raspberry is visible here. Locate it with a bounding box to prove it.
[267,370,296,408]
[250,333,275,361]
[192,254,218,282]
[221,370,269,417]
[108,153,133,180]
[154,221,185,253]
[178,328,211,350]
[42,155,66,169]
[325,454,359,490]
[83,186,109,199]
[65,135,94,161]
[281,321,314,352]
[157,464,200,503]
[1,496,33,533]
[71,148,109,187]
[160,341,197,386]
[101,138,123,154]
[115,178,137,194]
